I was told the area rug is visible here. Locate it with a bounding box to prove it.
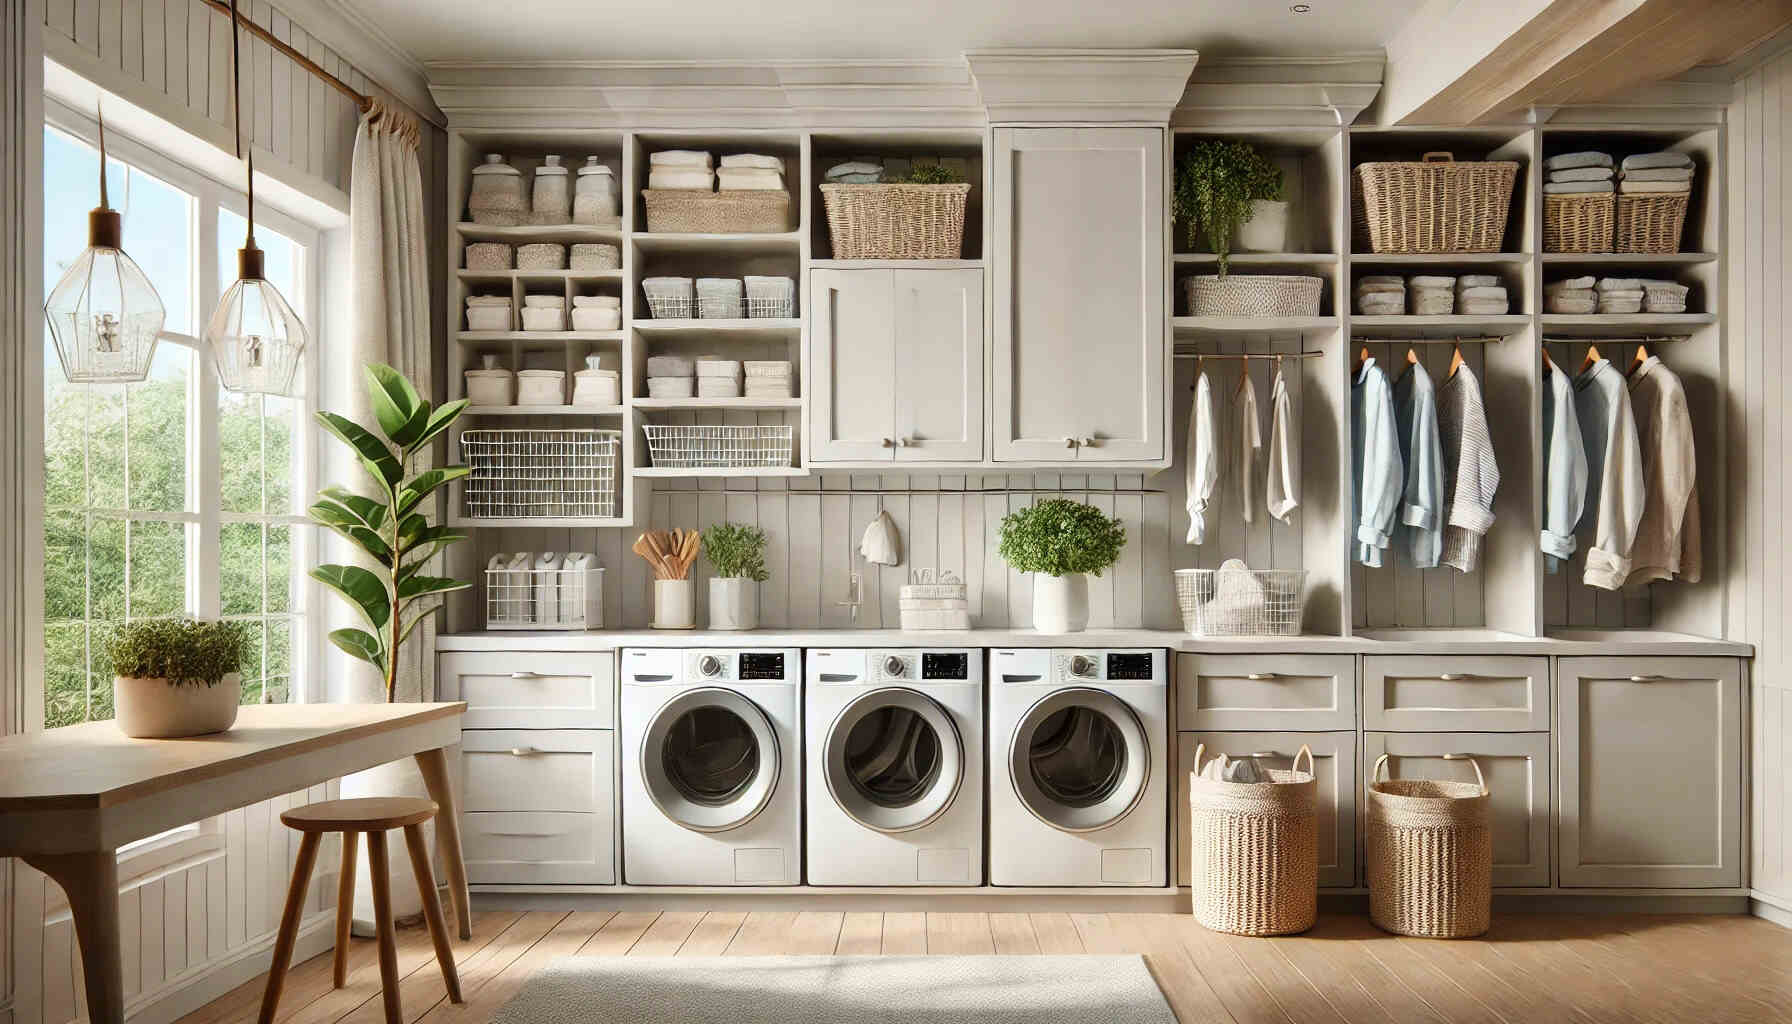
[490,954,1177,1023]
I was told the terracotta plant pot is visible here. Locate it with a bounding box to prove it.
[114,673,241,738]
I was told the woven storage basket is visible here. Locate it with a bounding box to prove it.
[641,190,790,233]
[1188,744,1319,936]
[1615,192,1690,253]
[1353,153,1518,253]
[1544,193,1615,253]
[1366,753,1492,939]
[820,183,971,259]
[1186,275,1323,318]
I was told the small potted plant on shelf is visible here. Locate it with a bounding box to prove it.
[998,499,1127,633]
[703,522,769,631]
[108,619,247,738]
[1174,140,1287,273]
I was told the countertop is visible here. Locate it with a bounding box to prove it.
[437,627,1753,657]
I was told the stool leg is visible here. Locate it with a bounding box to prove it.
[366,831,404,1024]
[403,823,463,1003]
[258,831,322,1024]
[333,831,359,988]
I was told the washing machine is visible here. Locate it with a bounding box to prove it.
[621,647,801,885]
[805,649,984,886]
[988,648,1168,886]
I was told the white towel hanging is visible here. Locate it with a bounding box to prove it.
[859,510,902,566]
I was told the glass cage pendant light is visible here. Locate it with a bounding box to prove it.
[204,0,307,397]
[43,106,167,384]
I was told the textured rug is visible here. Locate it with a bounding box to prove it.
[490,954,1177,1023]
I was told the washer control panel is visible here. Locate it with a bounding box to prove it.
[1051,649,1166,685]
[921,651,970,680]
[739,651,787,680]
[673,649,795,683]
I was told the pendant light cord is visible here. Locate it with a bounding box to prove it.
[227,0,254,246]
[96,102,108,210]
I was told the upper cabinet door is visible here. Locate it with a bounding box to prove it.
[992,127,1167,464]
[894,269,984,462]
[809,268,898,462]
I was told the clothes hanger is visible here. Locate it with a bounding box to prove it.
[1405,346,1420,366]
[1355,345,1371,375]
[1447,339,1466,379]
[1579,342,1603,375]
[1541,347,1555,371]
[1628,342,1651,376]
[1235,360,1251,396]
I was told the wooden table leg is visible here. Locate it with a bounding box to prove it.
[25,851,125,1024]
[413,746,471,939]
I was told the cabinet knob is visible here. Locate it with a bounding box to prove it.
[881,437,895,448]
[1065,437,1079,449]
[1080,437,1097,448]
[509,746,539,757]
[895,437,909,448]
[1249,751,1279,759]
[1245,672,1279,681]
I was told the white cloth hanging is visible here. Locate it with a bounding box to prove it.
[1574,359,1646,590]
[1185,369,1219,544]
[1437,363,1500,573]
[1230,371,1263,525]
[1266,366,1299,523]
[859,509,902,566]
[1625,357,1701,584]
[1352,358,1403,568]
[1541,361,1588,573]
[1393,362,1445,569]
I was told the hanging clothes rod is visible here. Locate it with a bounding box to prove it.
[200,0,372,112]
[1543,335,1692,344]
[1172,351,1326,360]
[1355,336,1504,345]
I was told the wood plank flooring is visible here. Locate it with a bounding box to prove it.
[178,910,1792,1023]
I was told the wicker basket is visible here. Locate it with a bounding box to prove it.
[1366,753,1493,939]
[1186,275,1323,318]
[1615,192,1690,253]
[820,183,971,259]
[1188,744,1319,936]
[1544,193,1615,253]
[641,190,791,233]
[1353,153,1518,253]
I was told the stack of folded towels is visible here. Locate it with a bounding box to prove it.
[1408,275,1456,315]
[696,358,743,399]
[1641,280,1688,312]
[1354,275,1404,315]
[1619,151,1694,196]
[645,354,696,399]
[825,160,884,184]
[1544,151,1615,196]
[1595,277,1645,314]
[716,154,786,192]
[744,361,793,399]
[1455,275,1509,315]
[648,151,787,192]
[1545,276,1597,313]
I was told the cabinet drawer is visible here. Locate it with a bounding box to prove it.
[463,811,615,885]
[1363,732,1550,888]
[1177,731,1357,888]
[1176,654,1355,731]
[1362,656,1548,732]
[439,651,614,729]
[460,729,611,815]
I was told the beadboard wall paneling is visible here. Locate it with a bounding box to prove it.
[1730,44,1792,909]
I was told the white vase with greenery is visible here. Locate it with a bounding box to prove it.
[1172,139,1286,273]
[998,499,1127,634]
[108,619,246,738]
[703,522,768,631]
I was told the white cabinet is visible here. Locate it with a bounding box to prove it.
[808,267,983,463]
[1175,653,1356,731]
[1362,656,1549,732]
[438,650,614,730]
[1178,731,1357,888]
[1363,732,1550,888]
[992,126,1167,464]
[459,729,616,884]
[1556,657,1744,888]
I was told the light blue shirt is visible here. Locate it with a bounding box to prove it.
[1393,362,1445,569]
[1541,361,1588,572]
[1352,358,1404,568]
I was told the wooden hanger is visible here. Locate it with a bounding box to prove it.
[1447,340,1466,379]
[1355,345,1371,375]
[1235,361,1251,396]
[1405,346,1420,366]
[1628,343,1651,376]
[1580,342,1603,375]
[1541,347,1555,371]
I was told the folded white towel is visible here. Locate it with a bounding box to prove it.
[1410,291,1454,315]
[646,354,695,377]
[1355,281,1405,294]
[1623,166,1694,181]
[1358,275,1403,285]
[717,167,785,191]
[1621,151,1693,171]
[1409,275,1456,288]
[1456,286,1507,300]
[826,160,883,179]
[1457,275,1502,289]
[1548,297,1597,313]
[720,153,785,172]
[647,168,716,191]
[1548,276,1597,291]
[1597,278,1646,291]
[1459,299,1510,315]
[1545,151,1613,171]
[1619,180,1692,194]
[650,149,713,168]
[1545,180,1615,194]
[1549,166,1615,182]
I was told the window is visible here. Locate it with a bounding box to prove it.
[41,114,319,727]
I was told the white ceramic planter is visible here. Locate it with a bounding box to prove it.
[653,579,696,629]
[1032,573,1090,633]
[709,578,760,631]
[1236,199,1290,252]
[114,673,240,738]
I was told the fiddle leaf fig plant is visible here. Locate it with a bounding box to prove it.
[998,499,1127,578]
[1172,140,1284,275]
[310,364,471,702]
[703,522,769,582]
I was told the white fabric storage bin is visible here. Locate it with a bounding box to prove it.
[573,369,621,407]
[696,278,744,319]
[516,369,566,406]
[466,296,512,332]
[571,304,621,331]
[646,376,696,399]
[520,307,565,332]
[465,368,514,406]
[696,358,743,378]
[645,354,694,377]
[744,276,796,318]
[696,377,743,398]
[517,243,567,270]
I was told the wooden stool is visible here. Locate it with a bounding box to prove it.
[260,797,463,1024]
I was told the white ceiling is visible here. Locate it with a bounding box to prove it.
[344,0,1424,64]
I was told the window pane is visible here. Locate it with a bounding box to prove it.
[87,386,126,510]
[43,509,85,621]
[128,520,187,618]
[220,521,262,615]
[219,390,263,513]
[44,367,86,509]
[264,397,297,514]
[88,516,126,620]
[264,618,292,704]
[122,163,196,336]
[43,622,86,728]
[267,525,291,613]
[87,627,116,721]
[128,345,192,512]
[235,619,265,704]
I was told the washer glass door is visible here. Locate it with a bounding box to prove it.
[643,687,780,833]
[826,688,964,833]
[1010,687,1149,832]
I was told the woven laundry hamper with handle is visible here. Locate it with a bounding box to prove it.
[1366,753,1492,939]
[1188,744,1319,936]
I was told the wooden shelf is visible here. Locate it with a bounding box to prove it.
[1541,252,1718,264]
[632,397,801,410]
[1174,252,1337,265]
[1349,252,1529,264]
[456,331,625,343]
[448,515,631,528]
[1540,313,1716,336]
[463,405,626,416]
[634,466,808,478]
[631,231,802,253]
[456,269,624,282]
[1351,314,1532,337]
[456,222,623,244]
[1173,316,1338,335]
[633,319,802,335]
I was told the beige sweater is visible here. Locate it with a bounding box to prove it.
[1625,357,1700,585]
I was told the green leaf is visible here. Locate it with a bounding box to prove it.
[396,467,472,517]
[321,487,388,531]
[316,412,402,487]
[315,519,393,562]
[410,399,469,453]
[310,564,391,630]
[364,364,427,448]
[397,574,472,601]
[327,627,386,671]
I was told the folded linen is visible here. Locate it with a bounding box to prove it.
[1545,180,1615,194]
[1358,275,1403,285]
[717,167,785,191]
[650,149,713,168]
[1409,275,1456,288]
[825,160,883,180]
[1456,286,1507,300]
[1544,151,1613,171]
[720,153,785,172]
[1410,291,1454,315]
[1596,277,1646,291]
[1548,166,1615,182]
[1355,281,1405,294]
[828,173,882,184]
[1457,275,1502,289]
[1597,299,1643,314]
[1619,180,1692,194]
[1548,276,1596,291]
[1622,165,1694,181]
[645,354,695,377]
[645,376,695,398]
[647,168,715,191]
[1356,300,1405,315]
[1548,297,1597,313]
[1621,151,1693,171]
[1459,299,1510,313]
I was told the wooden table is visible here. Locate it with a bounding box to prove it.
[0,702,469,1024]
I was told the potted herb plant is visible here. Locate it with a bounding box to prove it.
[998,499,1127,633]
[702,522,769,631]
[1173,140,1287,273]
[108,619,247,738]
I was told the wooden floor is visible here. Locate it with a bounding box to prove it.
[177,909,1792,1023]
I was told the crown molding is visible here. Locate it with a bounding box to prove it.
[1172,53,1384,127]
[269,0,443,124]
[1540,79,1733,126]
[965,49,1198,123]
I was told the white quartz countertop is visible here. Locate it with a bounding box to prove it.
[437,627,1752,656]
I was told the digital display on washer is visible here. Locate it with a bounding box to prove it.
[922,652,968,680]
[738,652,785,679]
[1106,653,1155,680]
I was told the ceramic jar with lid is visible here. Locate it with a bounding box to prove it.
[531,155,572,225]
[468,154,525,226]
[574,157,618,225]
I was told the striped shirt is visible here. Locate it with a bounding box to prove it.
[1437,363,1500,572]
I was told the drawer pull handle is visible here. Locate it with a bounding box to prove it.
[818,673,858,682]
[1628,674,1665,682]
[509,746,539,757]
[1245,673,1279,681]
[1437,673,1478,681]
[510,671,541,679]
[488,830,563,838]
[1002,674,1043,683]
[632,674,673,682]
[1249,751,1280,759]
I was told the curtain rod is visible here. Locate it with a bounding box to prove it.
[200,0,371,113]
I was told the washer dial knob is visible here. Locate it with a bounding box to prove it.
[697,654,723,678]
[1070,654,1097,678]
[884,655,908,678]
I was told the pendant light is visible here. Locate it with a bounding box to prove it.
[43,105,167,384]
[204,0,307,396]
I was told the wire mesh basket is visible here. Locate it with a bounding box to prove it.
[744,276,796,318]
[486,567,605,630]
[641,277,695,319]
[1175,568,1307,636]
[641,423,793,469]
[461,429,620,519]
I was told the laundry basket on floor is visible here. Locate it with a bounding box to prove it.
[1188,744,1318,936]
[1366,753,1492,939]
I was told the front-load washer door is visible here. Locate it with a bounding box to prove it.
[825,687,964,833]
[1009,687,1149,833]
[641,687,780,833]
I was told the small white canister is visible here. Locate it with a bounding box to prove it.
[531,155,572,225]
[516,369,566,406]
[468,154,524,225]
[571,294,622,331]
[573,368,621,407]
[573,157,618,225]
[520,294,566,332]
[465,355,513,406]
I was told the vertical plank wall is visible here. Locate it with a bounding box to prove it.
[1730,43,1792,914]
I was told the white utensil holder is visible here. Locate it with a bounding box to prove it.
[653,579,695,629]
